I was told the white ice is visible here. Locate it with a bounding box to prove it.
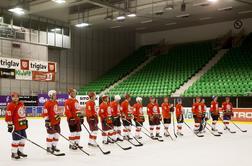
[0,118,251,166]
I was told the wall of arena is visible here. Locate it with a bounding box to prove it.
[0,27,136,95]
[137,18,252,47]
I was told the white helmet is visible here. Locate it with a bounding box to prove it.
[136,97,142,102]
[48,90,57,97]
[114,95,121,101]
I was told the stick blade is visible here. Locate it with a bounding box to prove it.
[123,147,132,150]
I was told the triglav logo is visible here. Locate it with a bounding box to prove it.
[38,97,48,104]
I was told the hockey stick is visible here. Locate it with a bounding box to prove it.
[204,125,221,137]
[98,127,132,150]
[121,123,144,145]
[183,120,204,137]
[57,132,90,156]
[127,120,158,141]
[134,120,163,142]
[13,132,65,156]
[219,117,236,134]
[206,122,223,134]
[171,112,178,138]
[82,124,111,155]
[106,123,143,147]
[160,120,174,141]
[230,120,247,133]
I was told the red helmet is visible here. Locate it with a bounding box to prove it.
[88,92,96,98]
[11,92,19,98]
[125,93,131,99]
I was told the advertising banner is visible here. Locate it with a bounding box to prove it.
[15,70,32,80]
[0,56,57,72]
[37,94,68,106]
[32,71,55,82]
[0,68,15,79]
[0,96,11,106]
[76,95,100,107]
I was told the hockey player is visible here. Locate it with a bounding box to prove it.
[222,97,234,130]
[43,90,61,153]
[99,95,114,144]
[133,97,145,139]
[199,99,208,132]
[85,92,99,147]
[210,96,220,131]
[147,97,162,138]
[121,94,133,140]
[5,92,28,159]
[192,97,204,133]
[175,99,184,136]
[64,88,84,150]
[161,97,173,137]
[110,95,123,141]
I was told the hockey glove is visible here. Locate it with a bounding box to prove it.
[8,124,14,133]
[69,118,76,125]
[45,119,51,129]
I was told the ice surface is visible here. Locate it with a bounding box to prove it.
[0,118,251,166]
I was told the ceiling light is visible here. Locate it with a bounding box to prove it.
[165,22,177,26]
[111,26,121,29]
[141,20,153,24]
[176,14,190,18]
[52,0,66,4]
[238,10,252,14]
[75,22,90,28]
[208,0,218,2]
[127,13,136,17]
[218,7,232,11]
[8,7,25,15]
[116,15,126,20]
[193,2,209,7]
[50,28,61,32]
[199,17,212,20]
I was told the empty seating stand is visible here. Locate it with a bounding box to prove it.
[78,45,155,94]
[107,41,216,97]
[184,47,252,97]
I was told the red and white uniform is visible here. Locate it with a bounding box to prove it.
[210,101,219,115]
[161,102,171,119]
[121,100,133,137]
[43,100,60,148]
[5,101,27,154]
[147,102,161,135]
[65,98,82,144]
[85,100,98,145]
[110,101,122,140]
[5,102,27,131]
[222,102,233,126]
[133,102,144,138]
[110,101,121,117]
[176,103,184,133]
[121,100,133,120]
[99,102,114,141]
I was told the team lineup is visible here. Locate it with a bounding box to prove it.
[5,89,244,160]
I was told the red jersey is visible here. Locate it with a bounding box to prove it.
[85,100,97,118]
[192,102,205,117]
[110,101,121,117]
[99,102,111,119]
[5,102,27,131]
[42,100,60,126]
[121,100,133,119]
[222,102,233,115]
[161,102,171,119]
[210,101,219,115]
[176,104,183,117]
[133,103,144,122]
[64,98,82,120]
[147,102,160,117]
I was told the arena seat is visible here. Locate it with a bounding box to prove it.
[184,42,252,97]
[78,45,155,94]
[107,41,216,97]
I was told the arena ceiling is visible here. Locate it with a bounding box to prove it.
[0,0,252,32]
